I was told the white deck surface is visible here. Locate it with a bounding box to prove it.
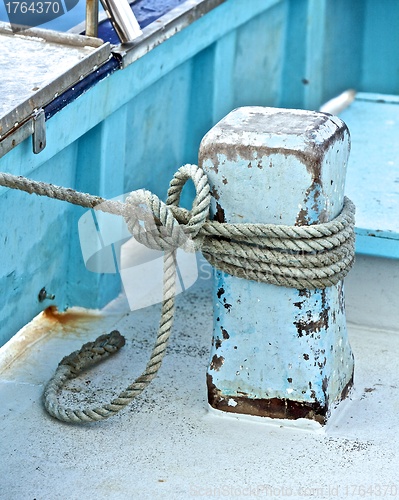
[1,259,399,500]
[341,93,399,239]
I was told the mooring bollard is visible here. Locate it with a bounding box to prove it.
[199,107,354,425]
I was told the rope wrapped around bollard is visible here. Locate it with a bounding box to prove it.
[0,165,356,423]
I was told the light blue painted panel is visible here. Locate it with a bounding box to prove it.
[212,30,237,124]
[340,93,399,259]
[66,105,128,308]
[123,71,189,196]
[231,1,288,107]
[280,0,308,109]
[322,0,364,101]
[0,144,78,344]
[281,0,399,109]
[355,231,399,260]
[281,0,330,109]
[362,0,399,94]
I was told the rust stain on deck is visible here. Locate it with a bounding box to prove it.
[42,306,102,327]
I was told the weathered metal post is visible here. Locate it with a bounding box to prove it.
[199,107,354,425]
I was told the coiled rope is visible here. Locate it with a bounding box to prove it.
[0,165,355,423]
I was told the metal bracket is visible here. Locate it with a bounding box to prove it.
[32,109,46,154]
[0,108,46,158]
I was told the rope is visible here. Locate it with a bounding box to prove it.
[0,165,355,423]
[43,250,178,423]
[41,164,209,423]
[201,199,356,290]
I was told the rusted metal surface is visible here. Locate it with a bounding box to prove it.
[207,374,354,425]
[200,106,354,423]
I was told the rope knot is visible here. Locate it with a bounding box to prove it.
[58,330,125,375]
[123,164,211,252]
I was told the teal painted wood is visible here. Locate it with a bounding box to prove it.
[1,0,399,346]
[362,0,399,95]
[303,0,327,110]
[67,106,127,305]
[0,0,289,346]
[281,0,399,109]
[0,144,76,345]
[322,0,365,100]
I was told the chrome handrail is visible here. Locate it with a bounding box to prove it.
[86,0,142,43]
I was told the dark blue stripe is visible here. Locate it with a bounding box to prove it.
[44,57,119,119]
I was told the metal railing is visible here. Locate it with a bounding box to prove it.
[86,0,142,42]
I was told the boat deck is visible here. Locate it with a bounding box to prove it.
[1,1,399,497]
[1,257,398,499]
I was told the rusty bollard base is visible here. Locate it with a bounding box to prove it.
[199,107,354,425]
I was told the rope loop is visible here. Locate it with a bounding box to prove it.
[166,163,211,240]
[123,164,211,252]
